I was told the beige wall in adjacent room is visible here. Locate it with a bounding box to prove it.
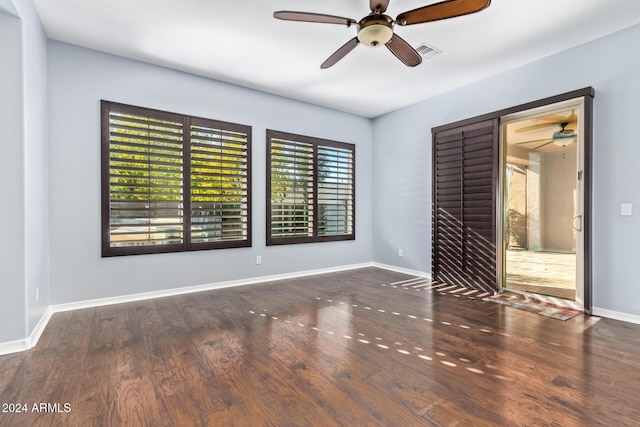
[540,147,577,252]
[507,146,577,253]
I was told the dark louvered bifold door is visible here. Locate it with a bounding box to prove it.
[432,118,499,293]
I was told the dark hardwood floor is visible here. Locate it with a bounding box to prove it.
[1,267,640,426]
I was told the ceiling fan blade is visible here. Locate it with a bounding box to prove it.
[513,138,553,145]
[534,112,577,125]
[385,33,422,67]
[534,114,569,123]
[370,0,390,13]
[396,0,490,26]
[321,37,360,69]
[514,122,559,133]
[533,141,555,151]
[274,11,357,27]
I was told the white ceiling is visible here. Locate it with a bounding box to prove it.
[32,0,640,118]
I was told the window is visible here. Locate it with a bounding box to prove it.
[101,101,251,256]
[267,130,355,245]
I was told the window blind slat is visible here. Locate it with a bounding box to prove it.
[109,133,183,147]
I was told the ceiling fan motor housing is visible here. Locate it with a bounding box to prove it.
[552,121,577,146]
[358,14,394,46]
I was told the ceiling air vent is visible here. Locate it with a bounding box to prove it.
[415,42,442,59]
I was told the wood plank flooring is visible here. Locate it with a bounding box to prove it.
[1,267,639,426]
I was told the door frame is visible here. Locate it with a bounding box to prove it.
[431,87,594,314]
[498,98,586,307]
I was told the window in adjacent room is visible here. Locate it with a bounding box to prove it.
[101,101,251,256]
[267,129,355,245]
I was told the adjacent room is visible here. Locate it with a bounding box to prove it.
[502,108,580,301]
[2,0,640,425]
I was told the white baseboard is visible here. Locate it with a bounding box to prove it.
[0,339,28,356]
[52,262,375,313]
[592,307,640,325]
[372,262,430,279]
[0,307,55,356]
[26,307,54,349]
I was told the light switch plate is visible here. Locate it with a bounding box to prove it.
[621,203,633,216]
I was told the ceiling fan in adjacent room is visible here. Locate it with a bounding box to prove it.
[274,0,491,68]
[514,111,578,151]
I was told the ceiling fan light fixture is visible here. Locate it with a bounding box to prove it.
[358,23,393,46]
[552,130,577,147]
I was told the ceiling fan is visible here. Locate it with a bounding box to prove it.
[514,112,578,150]
[274,0,491,68]
[515,110,577,135]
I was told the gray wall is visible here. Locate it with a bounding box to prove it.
[0,0,17,14]
[47,41,373,304]
[0,0,48,344]
[19,0,50,339]
[0,10,26,343]
[372,23,640,316]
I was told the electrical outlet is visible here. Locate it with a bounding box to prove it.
[256,255,262,265]
[35,287,39,303]
[398,249,404,257]
[621,203,633,216]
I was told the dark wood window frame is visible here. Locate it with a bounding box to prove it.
[101,100,252,257]
[266,129,355,246]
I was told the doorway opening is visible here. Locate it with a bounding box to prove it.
[499,99,585,308]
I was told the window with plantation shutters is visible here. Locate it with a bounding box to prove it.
[267,130,355,245]
[101,101,251,256]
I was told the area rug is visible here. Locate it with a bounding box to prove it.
[483,292,583,320]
